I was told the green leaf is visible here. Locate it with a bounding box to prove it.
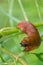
[0,0,43,65]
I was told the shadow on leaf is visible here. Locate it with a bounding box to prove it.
[31,53,43,62]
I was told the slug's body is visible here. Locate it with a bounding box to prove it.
[17,21,41,51]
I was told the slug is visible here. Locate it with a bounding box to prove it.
[17,21,41,51]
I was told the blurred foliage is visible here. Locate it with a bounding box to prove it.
[0,0,43,65]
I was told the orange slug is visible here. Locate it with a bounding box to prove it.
[17,21,41,51]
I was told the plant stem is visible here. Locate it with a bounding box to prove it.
[9,0,14,27]
[35,0,42,21]
[0,54,5,62]
[34,22,43,27]
[1,46,27,65]
[0,27,20,38]
[18,58,27,65]
[18,0,28,21]
[0,6,20,22]
[0,62,16,65]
